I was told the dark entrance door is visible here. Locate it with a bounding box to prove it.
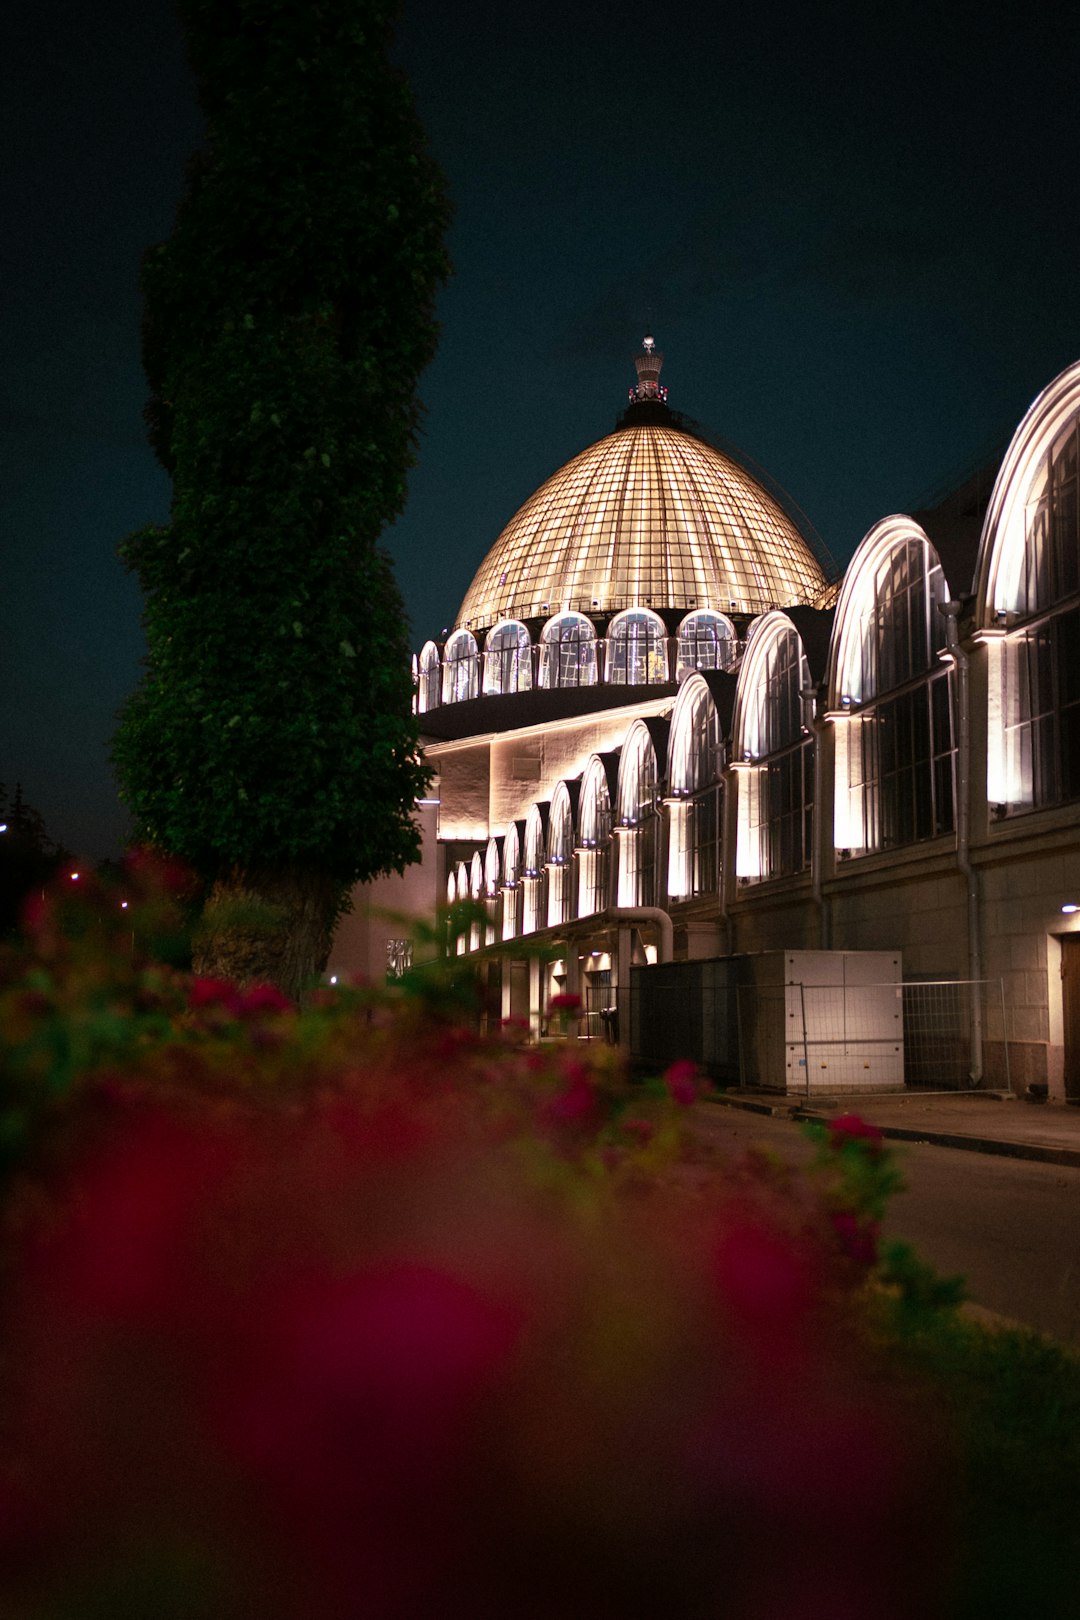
[1060,936,1080,1101]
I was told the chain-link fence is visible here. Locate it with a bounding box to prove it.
[738,977,1009,1095]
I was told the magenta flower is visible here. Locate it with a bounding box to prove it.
[547,992,582,1014]
[826,1114,884,1152]
[663,1059,699,1106]
[239,983,293,1017]
[188,977,244,1015]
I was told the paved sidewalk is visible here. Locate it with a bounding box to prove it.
[707,1088,1080,1169]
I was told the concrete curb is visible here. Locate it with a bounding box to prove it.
[704,1090,1080,1171]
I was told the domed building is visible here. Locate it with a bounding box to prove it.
[331,344,1080,1104]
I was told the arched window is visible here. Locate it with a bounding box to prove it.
[538,613,597,689]
[417,641,441,713]
[522,804,549,933]
[502,821,523,942]
[607,608,669,685]
[829,520,955,853]
[732,614,814,882]
[483,620,533,695]
[441,629,479,704]
[546,781,578,927]
[977,360,1080,813]
[469,852,484,952]
[615,721,665,906]
[578,754,615,917]
[483,837,502,946]
[676,610,737,681]
[667,675,724,898]
[454,860,470,954]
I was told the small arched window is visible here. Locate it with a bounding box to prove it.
[615,721,664,907]
[442,629,479,704]
[418,641,441,713]
[578,754,615,918]
[676,610,737,681]
[976,360,1080,813]
[607,608,669,685]
[546,781,577,927]
[483,620,533,695]
[538,613,597,689]
[733,613,814,883]
[502,821,523,942]
[829,520,954,853]
[480,838,501,947]
[667,675,724,898]
[522,804,549,933]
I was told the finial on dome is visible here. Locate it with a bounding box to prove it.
[630,334,667,404]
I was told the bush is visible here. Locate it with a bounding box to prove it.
[0,865,1071,1616]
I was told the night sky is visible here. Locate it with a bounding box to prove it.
[4,0,1080,858]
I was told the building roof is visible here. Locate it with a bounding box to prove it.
[453,343,830,633]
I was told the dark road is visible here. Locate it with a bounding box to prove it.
[691,1104,1080,1345]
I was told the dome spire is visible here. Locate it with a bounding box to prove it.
[630,333,667,405]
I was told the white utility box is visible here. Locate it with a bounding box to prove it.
[739,950,903,1094]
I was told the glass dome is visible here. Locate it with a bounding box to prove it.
[454,350,827,632]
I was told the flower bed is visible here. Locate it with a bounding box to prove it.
[0,861,1075,1616]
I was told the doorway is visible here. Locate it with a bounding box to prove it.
[1059,935,1080,1100]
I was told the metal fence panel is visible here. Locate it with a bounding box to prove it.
[737,978,1008,1096]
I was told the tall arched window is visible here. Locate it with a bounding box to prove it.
[522,804,549,933]
[615,721,664,906]
[578,754,615,917]
[451,861,470,955]
[676,610,737,681]
[483,620,533,695]
[667,675,724,898]
[546,781,578,927]
[483,837,502,946]
[468,852,484,952]
[977,360,1080,813]
[418,641,441,714]
[733,614,814,882]
[538,613,597,689]
[829,520,954,853]
[502,821,523,942]
[441,629,479,704]
[607,608,669,685]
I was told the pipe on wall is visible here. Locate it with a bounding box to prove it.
[942,600,984,1082]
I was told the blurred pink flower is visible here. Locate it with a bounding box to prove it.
[239,983,293,1017]
[663,1058,699,1106]
[188,976,243,1015]
[827,1114,884,1152]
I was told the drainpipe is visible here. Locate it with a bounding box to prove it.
[804,688,830,951]
[942,601,983,1082]
[718,765,738,957]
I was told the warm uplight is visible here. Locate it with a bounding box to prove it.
[454,423,826,632]
[70,872,80,881]
[329,974,338,985]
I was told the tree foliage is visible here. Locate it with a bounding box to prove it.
[113,0,450,897]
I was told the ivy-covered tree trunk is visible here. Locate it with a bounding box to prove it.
[113,0,449,995]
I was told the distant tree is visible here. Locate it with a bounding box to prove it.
[0,784,71,935]
[113,0,450,997]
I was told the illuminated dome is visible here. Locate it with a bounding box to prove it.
[455,340,829,632]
